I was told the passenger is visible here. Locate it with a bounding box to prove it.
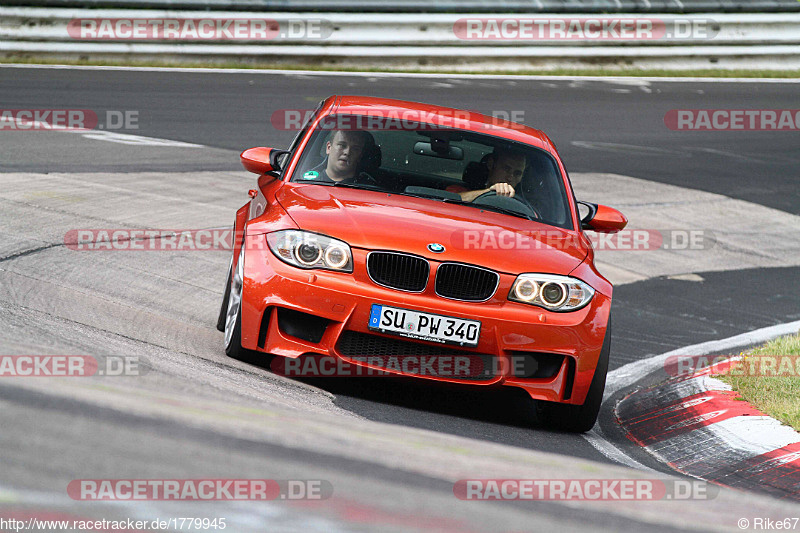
[303,130,375,184]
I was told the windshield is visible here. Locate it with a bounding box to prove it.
[290,114,574,230]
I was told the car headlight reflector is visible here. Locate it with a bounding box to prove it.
[267,230,353,272]
[296,241,323,266]
[540,282,568,307]
[513,279,539,302]
[324,244,349,269]
[509,274,594,311]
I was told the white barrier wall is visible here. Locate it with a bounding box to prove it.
[2,8,800,70]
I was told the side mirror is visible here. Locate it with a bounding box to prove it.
[240,147,289,175]
[578,201,627,233]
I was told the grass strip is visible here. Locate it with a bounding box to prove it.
[717,333,800,431]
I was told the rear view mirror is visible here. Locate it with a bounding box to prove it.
[240,147,289,175]
[578,201,627,233]
[413,142,463,160]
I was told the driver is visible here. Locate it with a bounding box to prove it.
[304,129,375,184]
[450,149,526,202]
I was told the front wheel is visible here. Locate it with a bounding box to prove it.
[223,242,246,360]
[216,255,232,332]
[535,325,610,433]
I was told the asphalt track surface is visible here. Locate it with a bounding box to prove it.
[1,66,799,531]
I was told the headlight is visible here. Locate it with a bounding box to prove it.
[267,230,353,272]
[509,274,594,311]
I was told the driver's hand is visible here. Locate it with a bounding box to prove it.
[489,182,515,198]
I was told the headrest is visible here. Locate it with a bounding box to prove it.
[462,161,489,190]
[360,142,382,172]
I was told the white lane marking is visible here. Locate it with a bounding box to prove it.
[3,63,800,84]
[667,274,705,282]
[0,115,206,148]
[571,141,690,157]
[583,430,657,471]
[601,78,652,87]
[583,320,800,470]
[687,147,767,163]
[81,130,204,147]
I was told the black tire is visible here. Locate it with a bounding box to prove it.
[222,251,264,365]
[535,324,611,433]
[216,256,232,332]
[225,302,245,361]
[223,231,247,361]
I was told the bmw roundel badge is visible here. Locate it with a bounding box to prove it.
[427,243,445,253]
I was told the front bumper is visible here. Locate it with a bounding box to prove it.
[239,234,611,405]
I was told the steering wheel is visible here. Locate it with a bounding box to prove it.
[341,172,382,188]
[472,190,540,219]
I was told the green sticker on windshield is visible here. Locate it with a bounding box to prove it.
[302,171,319,180]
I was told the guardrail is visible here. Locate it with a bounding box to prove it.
[4,0,800,12]
[2,8,800,71]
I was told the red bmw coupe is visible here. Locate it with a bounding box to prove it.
[217,95,627,432]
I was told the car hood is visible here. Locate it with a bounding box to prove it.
[276,184,587,275]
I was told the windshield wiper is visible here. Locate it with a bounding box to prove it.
[395,192,533,220]
[324,184,533,221]
[400,192,453,201]
[444,199,534,221]
[298,180,380,191]
[331,181,384,191]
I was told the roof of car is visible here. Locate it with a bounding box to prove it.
[326,95,556,153]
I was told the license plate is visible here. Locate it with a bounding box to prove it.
[368,304,481,347]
